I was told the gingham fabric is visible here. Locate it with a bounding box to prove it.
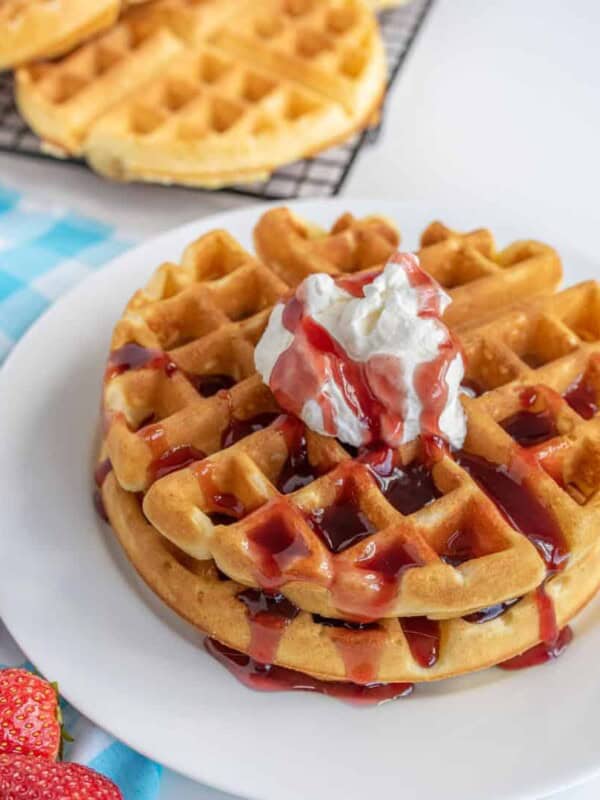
[0,184,132,363]
[0,184,162,799]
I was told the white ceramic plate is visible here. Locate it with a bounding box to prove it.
[1,199,600,800]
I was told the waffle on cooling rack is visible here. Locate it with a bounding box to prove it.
[14,0,386,187]
[95,207,600,686]
[0,0,151,70]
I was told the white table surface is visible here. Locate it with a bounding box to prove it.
[2,0,599,797]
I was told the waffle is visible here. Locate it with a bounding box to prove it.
[101,472,600,683]
[15,0,241,155]
[15,0,387,187]
[211,0,385,116]
[130,218,570,623]
[0,0,151,70]
[84,46,365,188]
[255,209,563,333]
[93,206,600,687]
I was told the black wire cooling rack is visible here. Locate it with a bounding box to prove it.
[0,0,433,200]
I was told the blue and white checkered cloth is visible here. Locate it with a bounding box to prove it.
[0,184,133,363]
[0,183,162,799]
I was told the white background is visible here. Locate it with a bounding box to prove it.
[1,1,599,797]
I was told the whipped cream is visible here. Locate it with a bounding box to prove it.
[255,253,467,450]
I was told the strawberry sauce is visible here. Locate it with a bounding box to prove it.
[193,462,245,520]
[499,626,573,670]
[501,387,563,448]
[362,447,441,515]
[327,624,388,684]
[276,416,320,494]
[148,445,206,483]
[105,343,177,381]
[204,639,413,705]
[564,370,599,419]
[400,617,441,668]
[246,506,311,591]
[237,589,299,664]
[441,526,488,567]
[336,539,424,620]
[309,481,376,554]
[456,451,572,668]
[463,597,521,623]
[501,409,559,447]
[221,412,279,448]
[455,452,569,572]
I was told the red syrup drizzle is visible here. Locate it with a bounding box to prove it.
[268,254,463,451]
[414,345,459,464]
[361,446,441,515]
[530,438,570,489]
[190,373,235,398]
[279,309,386,442]
[105,343,177,381]
[246,507,310,591]
[276,416,320,494]
[563,372,599,420]
[237,588,299,664]
[332,538,425,621]
[498,581,573,670]
[309,480,376,554]
[441,527,487,567]
[138,422,168,460]
[456,452,569,572]
[399,617,440,668]
[312,614,386,684]
[193,462,245,521]
[501,409,558,447]
[463,597,521,624]
[399,252,465,462]
[93,458,113,522]
[312,615,378,630]
[335,269,381,297]
[501,386,564,448]
[456,451,573,668]
[499,624,573,670]
[221,412,280,448]
[148,445,207,483]
[245,455,426,620]
[205,639,413,706]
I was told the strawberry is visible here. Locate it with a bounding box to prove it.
[0,754,123,799]
[0,669,62,760]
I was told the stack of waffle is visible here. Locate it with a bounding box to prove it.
[1,0,408,188]
[96,206,600,691]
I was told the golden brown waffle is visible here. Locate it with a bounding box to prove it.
[255,210,563,333]
[100,473,600,683]
[96,206,600,683]
[15,0,386,187]
[101,207,566,614]
[0,0,151,70]
[212,0,385,115]
[84,45,365,188]
[15,0,241,155]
